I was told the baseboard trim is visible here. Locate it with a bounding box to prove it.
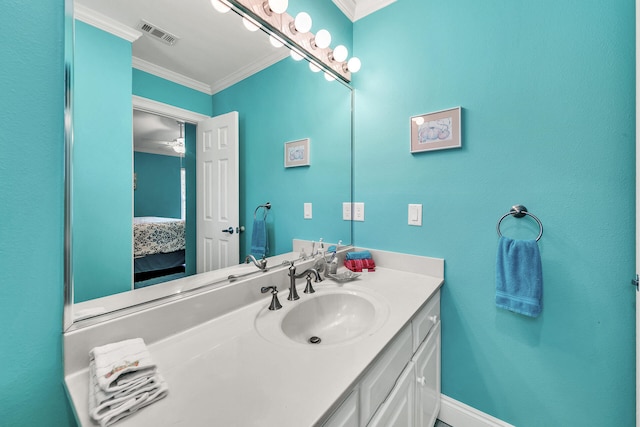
[438,394,515,427]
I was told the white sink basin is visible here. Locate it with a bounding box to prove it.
[255,286,389,346]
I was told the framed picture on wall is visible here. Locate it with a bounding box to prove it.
[284,138,311,168]
[410,107,462,153]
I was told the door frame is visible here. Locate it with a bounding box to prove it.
[636,0,640,426]
[132,96,209,124]
[131,95,210,278]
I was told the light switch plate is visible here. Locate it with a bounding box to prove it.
[354,202,365,222]
[342,202,352,220]
[408,204,422,226]
[304,203,312,219]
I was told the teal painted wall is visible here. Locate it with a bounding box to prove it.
[134,152,182,218]
[353,1,635,425]
[73,21,133,303]
[0,0,74,425]
[132,69,213,117]
[212,58,352,257]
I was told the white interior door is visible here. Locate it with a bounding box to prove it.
[196,111,239,273]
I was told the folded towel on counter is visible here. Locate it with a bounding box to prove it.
[495,236,543,317]
[345,250,372,260]
[250,218,269,258]
[89,361,169,427]
[88,338,169,426]
[344,258,376,272]
[90,338,157,393]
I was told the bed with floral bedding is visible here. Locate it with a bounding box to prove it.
[133,217,186,281]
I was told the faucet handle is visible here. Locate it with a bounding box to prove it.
[303,273,316,294]
[260,286,282,310]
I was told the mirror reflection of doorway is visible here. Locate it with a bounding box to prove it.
[133,110,189,288]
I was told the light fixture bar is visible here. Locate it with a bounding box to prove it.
[224,0,351,83]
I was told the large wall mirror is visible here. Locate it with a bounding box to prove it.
[66,0,353,328]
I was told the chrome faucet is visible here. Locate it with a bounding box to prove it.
[287,264,323,301]
[245,254,268,270]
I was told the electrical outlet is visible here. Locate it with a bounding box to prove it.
[304,203,312,219]
[342,202,352,220]
[353,202,365,222]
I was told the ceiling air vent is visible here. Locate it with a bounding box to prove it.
[136,20,179,46]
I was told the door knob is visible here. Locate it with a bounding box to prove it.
[222,227,234,234]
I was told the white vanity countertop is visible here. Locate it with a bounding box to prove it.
[65,266,443,427]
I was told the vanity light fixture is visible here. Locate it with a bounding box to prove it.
[211,0,231,13]
[289,49,304,61]
[331,45,348,63]
[311,29,331,49]
[264,0,288,15]
[242,16,260,31]
[215,0,359,83]
[324,72,335,82]
[269,35,284,48]
[308,61,321,73]
[345,57,362,73]
[290,12,312,34]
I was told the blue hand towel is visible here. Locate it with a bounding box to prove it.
[346,250,372,261]
[250,218,268,258]
[495,236,543,317]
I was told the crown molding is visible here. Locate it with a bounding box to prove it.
[132,57,213,95]
[210,50,288,94]
[332,0,357,21]
[73,4,142,42]
[332,0,396,22]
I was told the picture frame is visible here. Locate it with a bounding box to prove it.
[284,138,311,168]
[410,107,462,153]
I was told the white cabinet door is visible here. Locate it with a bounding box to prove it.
[367,362,416,427]
[414,322,441,427]
[323,390,359,427]
[360,326,413,426]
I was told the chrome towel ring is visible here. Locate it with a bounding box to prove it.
[496,204,543,241]
[254,202,271,219]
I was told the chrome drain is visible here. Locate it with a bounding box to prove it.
[308,336,321,344]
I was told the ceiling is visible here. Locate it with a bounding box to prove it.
[74,0,394,156]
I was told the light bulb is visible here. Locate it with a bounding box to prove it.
[413,117,425,126]
[308,62,321,73]
[332,45,348,62]
[267,0,288,14]
[312,29,331,49]
[294,12,312,33]
[324,72,335,82]
[211,0,230,13]
[290,50,304,61]
[242,17,260,32]
[347,57,361,73]
[269,35,284,48]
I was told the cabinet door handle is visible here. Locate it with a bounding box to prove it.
[429,315,439,324]
[416,376,426,386]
